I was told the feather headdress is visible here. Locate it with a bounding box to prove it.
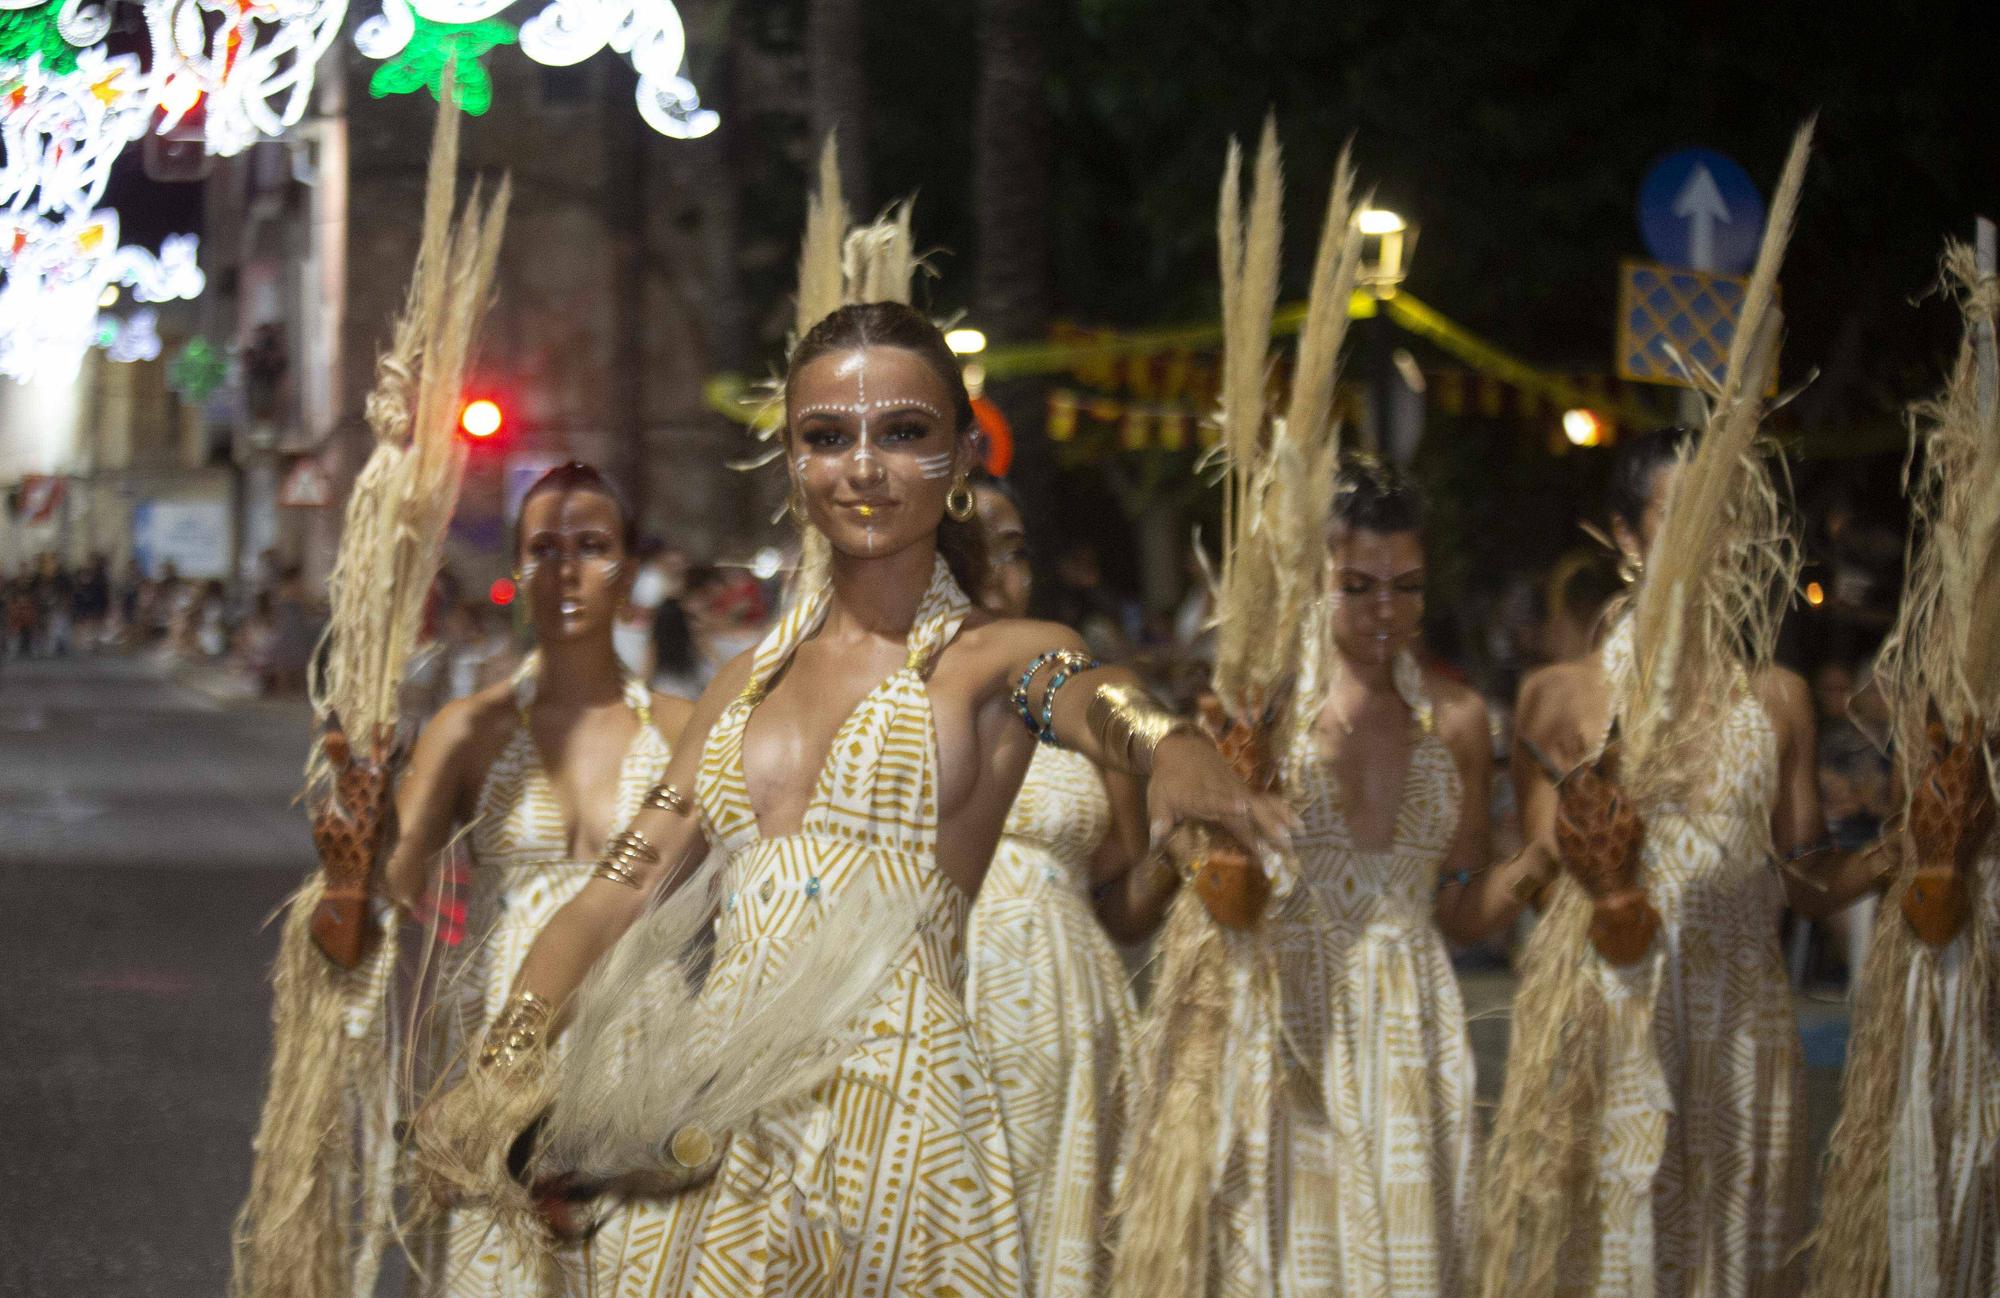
[1806,238,2000,1298]
[777,135,923,601]
[1112,121,1364,1295]
[231,78,511,1298]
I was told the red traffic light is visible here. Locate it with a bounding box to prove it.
[460,398,503,440]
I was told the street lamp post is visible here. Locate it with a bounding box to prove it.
[1357,208,1416,459]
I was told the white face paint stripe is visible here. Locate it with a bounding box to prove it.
[915,451,953,479]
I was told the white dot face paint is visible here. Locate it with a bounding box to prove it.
[788,345,963,563]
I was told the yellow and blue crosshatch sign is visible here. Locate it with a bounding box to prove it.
[1617,259,1777,393]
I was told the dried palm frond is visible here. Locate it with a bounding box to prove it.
[229,878,401,1298]
[1481,125,1816,1298]
[309,87,511,786]
[1874,242,2000,754]
[1806,239,2000,1298]
[1615,121,1811,806]
[231,77,511,1298]
[1116,123,1365,1297]
[1209,117,1286,719]
[1476,883,1612,1295]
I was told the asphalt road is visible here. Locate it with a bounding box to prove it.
[0,654,311,1297]
[0,652,1851,1295]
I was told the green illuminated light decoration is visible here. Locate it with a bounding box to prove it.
[169,336,228,403]
[367,15,516,116]
[0,4,79,75]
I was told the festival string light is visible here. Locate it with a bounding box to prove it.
[355,0,718,137]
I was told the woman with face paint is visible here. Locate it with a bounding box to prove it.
[1207,457,1553,1297]
[381,462,694,1295]
[422,302,1292,1297]
[961,477,1155,1298]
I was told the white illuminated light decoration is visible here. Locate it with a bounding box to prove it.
[0,0,346,380]
[355,0,719,138]
[145,0,353,157]
[0,208,204,381]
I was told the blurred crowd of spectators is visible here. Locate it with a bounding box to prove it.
[1,548,323,692]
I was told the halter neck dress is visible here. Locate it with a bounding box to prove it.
[965,744,1139,1298]
[1552,618,1806,1298]
[607,556,1025,1297]
[431,669,669,1298]
[1210,648,1476,1298]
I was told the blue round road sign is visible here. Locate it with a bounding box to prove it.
[1637,148,1765,275]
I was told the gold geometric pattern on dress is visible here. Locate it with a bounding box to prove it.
[1208,668,1478,1298]
[429,672,670,1298]
[1553,619,1807,1297]
[606,556,1027,1296]
[965,744,1138,1298]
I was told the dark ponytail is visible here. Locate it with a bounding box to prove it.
[786,302,989,598]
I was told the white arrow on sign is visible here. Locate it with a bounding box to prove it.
[1672,163,1731,271]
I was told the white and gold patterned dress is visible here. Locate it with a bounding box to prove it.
[606,556,1026,1297]
[1563,620,1807,1298]
[965,745,1138,1298]
[1212,656,1476,1298]
[432,670,670,1297]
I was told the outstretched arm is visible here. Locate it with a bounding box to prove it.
[995,625,1295,855]
[1090,768,1178,943]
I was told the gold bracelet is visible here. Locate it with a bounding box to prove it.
[1086,681,1204,776]
[1507,850,1557,907]
[592,829,661,889]
[480,991,554,1070]
[643,783,694,815]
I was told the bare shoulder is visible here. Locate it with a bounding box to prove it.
[944,612,1088,678]
[1424,671,1491,754]
[1754,663,1815,738]
[1515,657,1589,723]
[647,690,697,744]
[425,682,518,752]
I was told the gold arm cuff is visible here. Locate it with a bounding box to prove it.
[1086,681,1204,776]
[643,783,694,816]
[480,992,554,1070]
[592,829,660,889]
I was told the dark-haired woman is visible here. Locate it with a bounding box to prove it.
[434,302,1290,1296]
[1215,458,1553,1297]
[383,463,693,1295]
[962,478,1151,1298]
[1494,427,1891,1297]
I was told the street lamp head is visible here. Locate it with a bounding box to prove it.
[945,327,989,356]
[1357,208,1407,236]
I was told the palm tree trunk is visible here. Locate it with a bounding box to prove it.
[973,0,1057,594]
[807,0,868,211]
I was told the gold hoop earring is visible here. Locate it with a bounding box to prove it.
[787,486,809,527]
[945,475,976,522]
